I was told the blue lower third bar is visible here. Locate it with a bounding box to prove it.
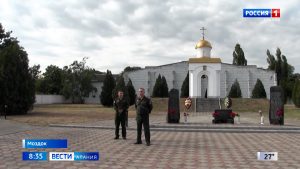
[22,139,67,148]
[23,152,47,161]
[243,9,271,17]
[74,152,99,161]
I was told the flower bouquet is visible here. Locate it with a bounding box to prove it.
[275,108,284,125]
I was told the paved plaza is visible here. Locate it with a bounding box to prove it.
[0,116,300,169]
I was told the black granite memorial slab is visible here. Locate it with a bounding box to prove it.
[167,89,180,123]
[269,86,284,125]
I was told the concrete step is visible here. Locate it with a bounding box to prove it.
[49,124,300,133]
[150,124,300,130]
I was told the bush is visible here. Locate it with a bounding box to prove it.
[252,79,267,98]
[152,74,169,97]
[228,79,242,98]
[181,73,189,97]
[112,76,128,100]
[100,70,115,106]
[161,76,169,97]
[127,78,136,105]
[152,74,162,97]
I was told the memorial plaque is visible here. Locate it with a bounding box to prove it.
[167,89,180,123]
[269,86,284,125]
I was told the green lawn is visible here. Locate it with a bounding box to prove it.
[6,98,300,126]
[285,104,300,120]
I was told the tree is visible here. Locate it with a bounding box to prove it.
[292,79,300,108]
[181,73,189,97]
[123,66,142,72]
[152,74,162,97]
[62,57,96,103]
[282,55,288,81]
[127,78,136,106]
[29,64,44,94]
[29,64,41,81]
[100,70,115,106]
[275,48,282,85]
[228,79,242,98]
[38,65,63,94]
[267,48,295,102]
[232,44,247,66]
[112,76,129,101]
[251,79,266,98]
[267,49,276,70]
[161,76,169,97]
[152,74,169,97]
[0,23,35,115]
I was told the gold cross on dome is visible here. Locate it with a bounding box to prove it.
[200,27,206,40]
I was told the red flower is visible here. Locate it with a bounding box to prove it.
[276,108,283,117]
[168,109,176,114]
[212,112,219,117]
[230,112,239,118]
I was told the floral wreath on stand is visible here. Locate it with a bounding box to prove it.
[224,97,232,109]
[184,97,192,122]
[225,97,240,122]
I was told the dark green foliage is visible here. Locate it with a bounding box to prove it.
[152,74,162,97]
[152,74,169,97]
[252,79,266,98]
[61,57,96,104]
[267,48,295,103]
[228,79,242,98]
[232,44,247,66]
[267,49,276,70]
[292,79,300,108]
[161,76,169,97]
[181,73,189,97]
[123,66,142,72]
[29,64,41,80]
[282,55,288,81]
[127,78,136,105]
[275,48,282,85]
[29,64,43,93]
[100,70,116,106]
[112,76,129,102]
[0,23,35,115]
[37,65,63,94]
[280,78,295,104]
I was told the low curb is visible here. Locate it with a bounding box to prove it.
[49,124,300,133]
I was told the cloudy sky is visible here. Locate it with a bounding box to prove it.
[0,0,299,74]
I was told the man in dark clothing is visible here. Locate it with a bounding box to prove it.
[113,90,129,140]
[134,88,153,146]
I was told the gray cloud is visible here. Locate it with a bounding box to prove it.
[0,0,299,74]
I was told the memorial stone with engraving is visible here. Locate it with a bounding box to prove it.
[167,89,180,123]
[269,86,284,125]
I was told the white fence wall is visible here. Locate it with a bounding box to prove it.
[35,95,68,104]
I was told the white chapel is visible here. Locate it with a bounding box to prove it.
[123,29,277,99]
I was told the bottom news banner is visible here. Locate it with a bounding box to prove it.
[22,139,99,162]
[22,152,99,161]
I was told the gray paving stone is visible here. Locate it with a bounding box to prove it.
[0,118,299,168]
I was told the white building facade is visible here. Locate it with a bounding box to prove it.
[123,38,277,99]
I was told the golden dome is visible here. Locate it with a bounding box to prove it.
[195,39,212,49]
